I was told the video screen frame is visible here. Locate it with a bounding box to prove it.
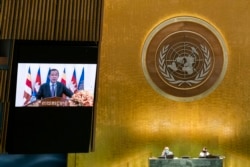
[6,40,99,153]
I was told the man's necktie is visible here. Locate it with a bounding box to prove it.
[51,84,55,97]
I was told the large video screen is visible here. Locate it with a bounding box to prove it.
[15,63,96,107]
[6,40,98,153]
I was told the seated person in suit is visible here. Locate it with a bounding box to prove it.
[199,147,210,158]
[36,68,73,99]
[161,146,174,158]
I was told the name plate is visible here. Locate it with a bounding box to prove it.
[26,97,70,107]
[40,101,69,106]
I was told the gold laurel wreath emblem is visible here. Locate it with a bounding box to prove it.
[159,45,211,87]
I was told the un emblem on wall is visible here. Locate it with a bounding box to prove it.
[142,16,228,101]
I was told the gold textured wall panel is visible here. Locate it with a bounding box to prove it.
[0,70,8,101]
[0,101,9,153]
[0,70,9,152]
[0,0,102,41]
[68,0,250,167]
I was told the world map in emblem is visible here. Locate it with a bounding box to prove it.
[142,17,228,101]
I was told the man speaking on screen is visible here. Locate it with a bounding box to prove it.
[36,68,73,99]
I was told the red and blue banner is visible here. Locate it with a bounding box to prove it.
[78,67,84,90]
[23,67,32,105]
[70,68,78,93]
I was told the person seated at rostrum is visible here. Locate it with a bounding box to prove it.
[161,146,174,158]
[199,147,210,158]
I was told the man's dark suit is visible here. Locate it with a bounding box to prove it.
[36,81,73,99]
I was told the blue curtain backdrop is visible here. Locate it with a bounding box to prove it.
[0,154,67,167]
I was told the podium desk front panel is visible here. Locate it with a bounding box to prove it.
[149,158,223,167]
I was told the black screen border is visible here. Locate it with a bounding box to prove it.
[7,40,99,153]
